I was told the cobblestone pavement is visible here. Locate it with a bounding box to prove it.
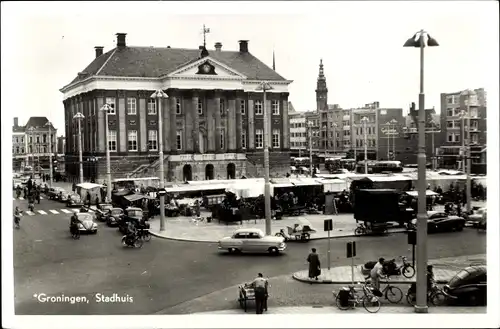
[149,212,406,242]
[292,254,486,284]
[158,254,486,314]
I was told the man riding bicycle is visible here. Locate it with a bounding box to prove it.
[70,213,83,235]
[125,219,138,243]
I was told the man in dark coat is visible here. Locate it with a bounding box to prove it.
[307,248,321,280]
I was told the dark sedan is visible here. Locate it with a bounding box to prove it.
[106,208,125,227]
[410,211,465,233]
[443,265,486,306]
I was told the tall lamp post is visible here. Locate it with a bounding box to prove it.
[27,126,35,178]
[403,29,439,313]
[390,119,398,160]
[44,121,54,187]
[361,117,369,173]
[151,90,169,232]
[429,119,437,170]
[100,104,113,202]
[73,112,85,184]
[461,89,473,213]
[332,123,338,157]
[308,121,313,175]
[256,81,273,236]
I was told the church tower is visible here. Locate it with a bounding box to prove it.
[315,59,328,112]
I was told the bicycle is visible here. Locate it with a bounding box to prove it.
[365,277,403,304]
[70,224,81,240]
[394,256,415,278]
[138,228,151,242]
[334,284,381,313]
[406,283,445,306]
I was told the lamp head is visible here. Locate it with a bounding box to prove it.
[427,34,439,47]
[403,33,420,47]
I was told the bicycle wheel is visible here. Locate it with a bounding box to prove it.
[354,227,364,236]
[402,265,415,278]
[362,296,381,313]
[134,238,144,248]
[335,294,351,310]
[430,291,446,306]
[406,292,416,306]
[142,231,151,242]
[385,286,403,304]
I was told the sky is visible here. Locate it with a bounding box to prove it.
[1,1,498,137]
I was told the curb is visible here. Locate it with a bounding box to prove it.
[148,228,408,243]
[291,273,448,285]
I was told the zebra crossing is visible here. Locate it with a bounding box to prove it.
[23,207,97,216]
[14,196,45,201]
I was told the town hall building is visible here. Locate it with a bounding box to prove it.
[60,33,293,182]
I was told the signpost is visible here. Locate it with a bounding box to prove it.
[324,219,333,270]
[408,230,417,267]
[347,241,357,285]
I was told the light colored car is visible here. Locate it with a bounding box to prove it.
[66,193,83,207]
[73,212,98,233]
[218,228,286,254]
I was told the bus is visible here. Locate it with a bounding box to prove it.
[355,161,404,174]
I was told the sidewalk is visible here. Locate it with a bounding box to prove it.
[148,212,406,243]
[192,305,486,314]
[292,254,486,284]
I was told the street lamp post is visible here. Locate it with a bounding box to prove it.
[308,121,313,175]
[28,127,35,178]
[256,81,273,236]
[461,90,473,213]
[45,122,54,187]
[73,112,85,184]
[429,120,437,170]
[332,123,338,156]
[100,104,113,202]
[403,29,439,313]
[390,119,398,160]
[361,117,369,173]
[151,90,169,232]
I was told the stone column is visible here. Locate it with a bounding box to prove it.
[214,89,222,153]
[138,91,147,152]
[266,99,272,148]
[168,90,178,154]
[191,90,201,153]
[117,90,127,153]
[184,91,194,152]
[207,93,216,153]
[247,97,255,149]
[162,94,171,152]
[235,93,243,151]
[228,92,237,152]
[282,96,290,149]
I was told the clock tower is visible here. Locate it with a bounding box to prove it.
[315,59,328,113]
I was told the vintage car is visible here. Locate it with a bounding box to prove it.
[59,190,72,203]
[107,208,125,227]
[66,193,84,207]
[47,187,66,200]
[443,265,486,306]
[410,211,465,233]
[467,207,487,227]
[218,228,286,255]
[118,207,144,234]
[71,212,98,234]
[96,203,114,221]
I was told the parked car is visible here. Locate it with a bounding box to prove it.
[71,212,98,234]
[96,203,113,221]
[107,208,125,227]
[66,193,83,207]
[410,211,465,233]
[218,228,286,255]
[442,265,486,306]
[467,208,487,227]
[47,187,65,200]
[59,190,72,203]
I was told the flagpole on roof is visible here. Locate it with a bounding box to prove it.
[272,48,276,71]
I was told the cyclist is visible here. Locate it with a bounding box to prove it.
[70,213,83,236]
[14,207,22,228]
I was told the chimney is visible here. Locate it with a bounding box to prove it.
[238,40,249,53]
[116,33,127,47]
[214,42,222,52]
[14,117,18,127]
[94,46,104,58]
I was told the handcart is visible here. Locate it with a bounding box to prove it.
[238,283,255,312]
[275,219,317,242]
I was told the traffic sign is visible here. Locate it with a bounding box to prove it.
[346,241,356,258]
[324,219,333,231]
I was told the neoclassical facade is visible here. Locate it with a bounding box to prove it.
[60,33,292,182]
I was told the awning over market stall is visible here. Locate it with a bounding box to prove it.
[123,193,146,202]
[404,190,438,197]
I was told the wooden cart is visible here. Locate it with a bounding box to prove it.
[238,284,255,312]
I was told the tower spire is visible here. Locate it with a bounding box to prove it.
[273,49,276,70]
[318,58,325,79]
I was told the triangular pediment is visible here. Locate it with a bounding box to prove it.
[167,57,247,79]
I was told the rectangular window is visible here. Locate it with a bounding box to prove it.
[176,98,182,115]
[470,107,478,117]
[220,99,225,116]
[272,100,279,115]
[255,100,263,115]
[128,130,138,151]
[447,121,454,128]
[148,130,158,151]
[198,99,203,115]
[241,131,247,149]
[454,134,460,142]
[176,131,182,150]
[255,129,263,148]
[447,108,453,117]
[148,99,157,115]
[272,129,280,148]
[106,97,116,114]
[240,100,246,115]
[220,129,225,149]
[43,134,47,143]
[127,98,137,115]
[108,130,117,151]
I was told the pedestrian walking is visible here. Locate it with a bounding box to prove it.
[86,191,91,207]
[250,273,268,314]
[35,189,41,204]
[370,258,386,291]
[307,248,321,281]
[72,182,76,193]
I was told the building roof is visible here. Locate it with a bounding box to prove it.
[25,117,49,129]
[67,46,286,87]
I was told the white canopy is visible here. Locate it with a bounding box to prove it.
[76,183,104,190]
[405,190,438,197]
